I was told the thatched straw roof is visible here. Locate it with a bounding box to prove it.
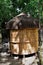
[6,13,39,30]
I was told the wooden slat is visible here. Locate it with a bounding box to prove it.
[10,28,39,54]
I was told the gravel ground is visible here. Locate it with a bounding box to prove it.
[0,52,39,65]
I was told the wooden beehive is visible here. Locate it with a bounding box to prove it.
[6,13,39,55]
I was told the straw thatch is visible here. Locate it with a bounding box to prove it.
[6,13,39,30]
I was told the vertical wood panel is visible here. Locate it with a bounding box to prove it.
[10,28,39,54]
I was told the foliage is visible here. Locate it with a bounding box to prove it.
[12,0,43,19]
[0,0,13,27]
[0,0,43,28]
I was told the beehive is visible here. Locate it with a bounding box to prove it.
[6,13,39,56]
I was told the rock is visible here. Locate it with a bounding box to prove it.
[22,56,36,65]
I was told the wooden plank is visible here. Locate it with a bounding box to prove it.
[10,28,39,54]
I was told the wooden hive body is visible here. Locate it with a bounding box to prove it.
[10,28,39,55]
